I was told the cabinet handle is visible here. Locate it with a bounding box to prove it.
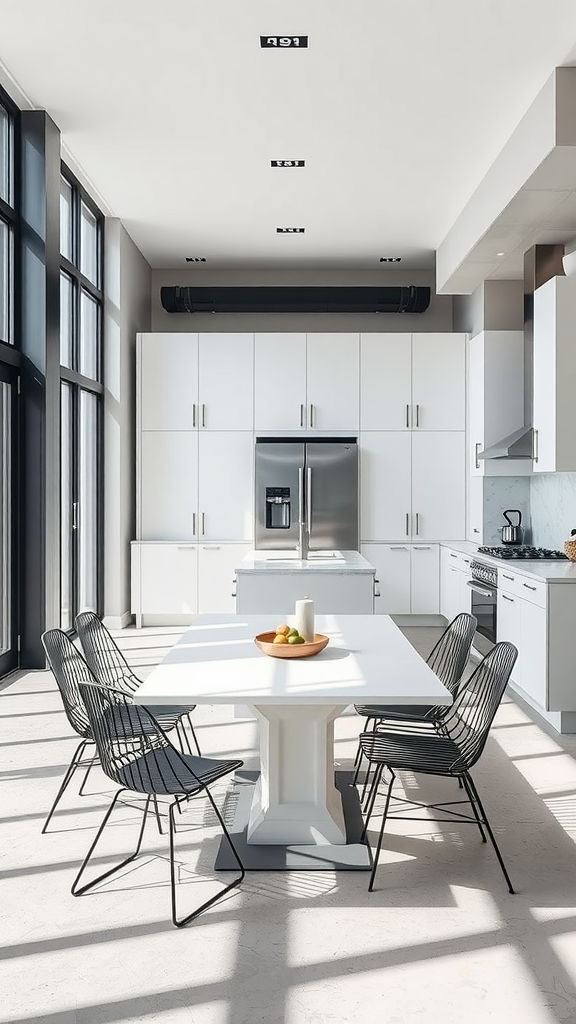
[390,545,408,550]
[405,404,410,428]
[473,528,480,534]
[192,512,196,534]
[463,558,470,564]
[450,553,457,559]
[502,594,514,602]
[374,577,380,583]
[202,404,206,428]
[405,513,410,536]
[450,567,458,573]
[475,442,481,470]
[523,583,537,591]
[415,512,419,535]
[413,545,431,550]
[201,512,205,535]
[231,590,237,597]
[533,429,539,463]
[192,403,196,428]
[300,403,304,427]
[415,404,420,427]
[202,545,220,550]
[309,403,314,427]
[502,573,514,581]
[374,585,381,598]
[177,545,196,550]
[72,501,78,530]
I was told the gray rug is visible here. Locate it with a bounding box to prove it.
[215,769,372,871]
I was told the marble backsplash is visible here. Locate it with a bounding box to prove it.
[530,473,576,549]
[482,477,532,545]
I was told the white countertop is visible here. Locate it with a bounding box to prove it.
[235,550,375,575]
[133,613,449,706]
[441,541,576,583]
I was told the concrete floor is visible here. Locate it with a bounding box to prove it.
[2,624,576,1024]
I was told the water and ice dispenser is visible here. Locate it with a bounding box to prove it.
[265,487,291,529]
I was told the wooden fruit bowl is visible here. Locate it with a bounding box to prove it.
[254,632,329,659]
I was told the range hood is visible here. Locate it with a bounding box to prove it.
[477,244,564,461]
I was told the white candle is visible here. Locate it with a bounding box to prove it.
[295,598,315,642]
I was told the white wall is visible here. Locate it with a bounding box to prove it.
[103,220,151,627]
[151,268,453,333]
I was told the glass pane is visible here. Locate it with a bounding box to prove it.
[0,219,14,345]
[78,390,98,613]
[0,381,12,654]
[60,272,74,367]
[60,383,73,631]
[79,289,99,379]
[80,201,98,286]
[0,105,12,205]
[60,177,73,262]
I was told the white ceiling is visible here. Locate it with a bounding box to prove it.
[3,1,576,283]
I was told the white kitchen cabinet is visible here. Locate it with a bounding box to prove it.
[306,333,359,431]
[533,276,576,472]
[140,333,198,431]
[411,432,466,540]
[411,334,466,430]
[361,543,439,614]
[466,474,483,543]
[359,332,466,431]
[440,547,472,621]
[519,600,547,707]
[254,333,307,431]
[198,543,251,613]
[138,332,254,433]
[360,334,411,430]
[360,432,412,541]
[254,332,359,432]
[140,431,198,540]
[198,334,254,430]
[467,330,529,477]
[197,431,253,541]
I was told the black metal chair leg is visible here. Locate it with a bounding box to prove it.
[153,796,165,835]
[361,762,384,840]
[72,790,151,897]
[368,769,396,892]
[465,773,515,894]
[78,756,99,797]
[460,773,487,843]
[188,716,202,757]
[42,739,89,834]
[169,790,245,928]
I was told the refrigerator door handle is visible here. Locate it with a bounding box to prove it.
[307,466,312,534]
[298,467,305,554]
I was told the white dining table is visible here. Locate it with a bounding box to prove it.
[133,613,451,847]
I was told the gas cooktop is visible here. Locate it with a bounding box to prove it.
[477,546,568,560]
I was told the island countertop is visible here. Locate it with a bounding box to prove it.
[235,550,375,575]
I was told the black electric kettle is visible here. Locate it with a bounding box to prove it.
[501,510,523,545]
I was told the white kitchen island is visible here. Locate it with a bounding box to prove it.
[234,549,376,614]
[134,613,450,852]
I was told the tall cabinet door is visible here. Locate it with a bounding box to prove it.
[198,431,254,540]
[306,334,359,431]
[360,333,411,430]
[199,333,254,430]
[410,545,440,613]
[140,431,199,539]
[412,334,466,430]
[360,432,411,541]
[254,333,307,431]
[139,333,198,430]
[411,432,466,540]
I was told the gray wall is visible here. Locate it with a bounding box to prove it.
[530,473,576,550]
[151,268,453,333]
[453,280,523,337]
[103,221,152,627]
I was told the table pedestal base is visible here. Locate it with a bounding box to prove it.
[247,703,345,845]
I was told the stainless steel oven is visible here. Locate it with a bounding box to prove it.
[467,560,498,656]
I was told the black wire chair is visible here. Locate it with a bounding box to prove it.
[75,610,201,757]
[40,629,101,833]
[359,640,518,894]
[352,612,478,792]
[72,679,245,927]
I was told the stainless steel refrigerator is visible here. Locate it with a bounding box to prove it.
[255,438,359,553]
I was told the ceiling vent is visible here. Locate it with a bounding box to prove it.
[160,286,431,315]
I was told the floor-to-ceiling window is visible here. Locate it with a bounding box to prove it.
[0,91,18,676]
[59,168,103,631]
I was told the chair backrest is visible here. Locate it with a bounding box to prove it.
[426,612,478,695]
[75,610,140,694]
[41,629,96,740]
[77,680,183,794]
[444,640,518,772]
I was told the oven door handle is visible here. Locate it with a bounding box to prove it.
[467,580,497,599]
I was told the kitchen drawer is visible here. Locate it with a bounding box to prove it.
[497,568,547,607]
[443,548,472,574]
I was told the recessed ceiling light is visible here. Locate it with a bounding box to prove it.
[496,252,505,257]
[185,257,207,262]
[379,257,402,263]
[277,227,305,233]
